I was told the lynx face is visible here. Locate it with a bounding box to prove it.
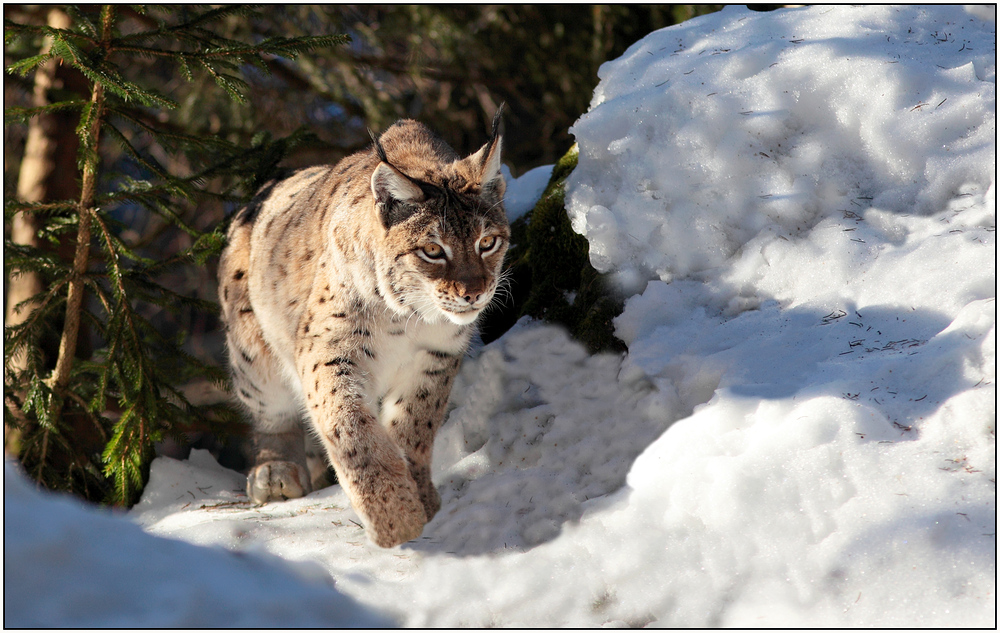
[372,136,510,326]
[381,201,509,326]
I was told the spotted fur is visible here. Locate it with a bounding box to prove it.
[219,115,509,547]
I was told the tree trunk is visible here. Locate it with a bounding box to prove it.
[5,8,86,454]
[6,7,84,370]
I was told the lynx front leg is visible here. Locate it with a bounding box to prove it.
[382,348,464,521]
[298,328,427,547]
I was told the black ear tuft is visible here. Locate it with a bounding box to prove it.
[491,103,505,144]
[470,103,505,201]
[482,103,505,164]
[369,128,389,164]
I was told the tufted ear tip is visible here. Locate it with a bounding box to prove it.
[479,136,505,201]
[468,105,506,201]
[490,103,504,145]
[369,128,389,163]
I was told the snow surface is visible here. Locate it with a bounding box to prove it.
[3,460,392,627]
[502,162,555,221]
[5,5,995,628]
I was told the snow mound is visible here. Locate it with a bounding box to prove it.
[502,163,555,221]
[3,460,392,628]
[567,4,995,289]
[429,323,673,555]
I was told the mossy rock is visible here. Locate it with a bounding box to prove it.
[479,144,627,353]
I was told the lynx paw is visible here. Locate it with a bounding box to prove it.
[247,461,312,504]
[354,471,428,548]
[418,485,441,523]
[410,465,441,521]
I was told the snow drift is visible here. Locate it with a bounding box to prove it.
[3,460,391,627]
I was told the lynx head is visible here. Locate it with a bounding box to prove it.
[370,111,510,326]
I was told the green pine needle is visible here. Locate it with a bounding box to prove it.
[4,99,88,126]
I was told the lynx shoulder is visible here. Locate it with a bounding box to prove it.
[218,113,509,547]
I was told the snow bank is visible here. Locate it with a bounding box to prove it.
[502,163,555,221]
[3,460,392,628]
[567,4,995,290]
[565,4,997,626]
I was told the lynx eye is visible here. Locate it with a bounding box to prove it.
[420,243,446,260]
[478,235,499,254]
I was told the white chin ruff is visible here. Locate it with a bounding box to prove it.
[443,309,480,326]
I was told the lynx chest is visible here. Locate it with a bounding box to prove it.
[363,318,471,428]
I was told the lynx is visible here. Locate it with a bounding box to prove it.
[218,112,509,547]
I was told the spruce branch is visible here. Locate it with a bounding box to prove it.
[4,100,89,125]
[155,5,261,37]
[101,121,171,180]
[5,50,60,77]
[4,279,69,376]
[46,5,113,414]
[104,104,234,152]
[4,199,79,221]
[3,20,99,47]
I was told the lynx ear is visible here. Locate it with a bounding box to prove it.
[369,128,425,228]
[468,105,506,201]
[371,162,424,206]
[371,162,425,229]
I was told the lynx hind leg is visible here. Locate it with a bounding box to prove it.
[228,330,311,505]
[219,224,310,505]
[247,425,311,504]
[229,331,312,504]
[305,432,336,490]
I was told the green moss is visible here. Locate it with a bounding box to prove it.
[479,144,626,353]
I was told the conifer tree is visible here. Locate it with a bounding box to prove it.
[4,5,348,505]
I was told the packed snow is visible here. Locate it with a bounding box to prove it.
[3,460,392,627]
[501,162,554,221]
[5,5,995,628]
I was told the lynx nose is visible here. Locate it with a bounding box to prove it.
[458,278,488,305]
